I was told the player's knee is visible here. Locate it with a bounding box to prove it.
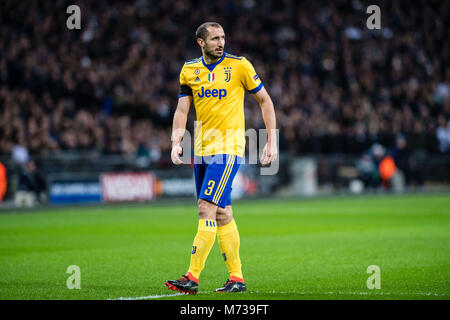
[215,213,227,226]
[216,206,233,226]
[197,199,216,220]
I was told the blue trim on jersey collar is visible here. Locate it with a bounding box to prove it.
[201,52,226,72]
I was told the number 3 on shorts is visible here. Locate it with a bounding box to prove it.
[204,180,215,196]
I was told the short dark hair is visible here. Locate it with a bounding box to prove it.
[195,22,223,40]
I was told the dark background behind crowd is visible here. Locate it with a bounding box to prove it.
[0,0,449,167]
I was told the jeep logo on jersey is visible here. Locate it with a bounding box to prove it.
[197,87,227,99]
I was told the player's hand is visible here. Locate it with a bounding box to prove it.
[260,141,278,166]
[171,144,184,165]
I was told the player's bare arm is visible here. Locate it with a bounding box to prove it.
[171,95,192,165]
[253,87,278,166]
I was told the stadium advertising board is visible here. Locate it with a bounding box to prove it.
[155,177,196,197]
[50,181,102,204]
[101,172,155,202]
[231,171,258,199]
[152,170,257,199]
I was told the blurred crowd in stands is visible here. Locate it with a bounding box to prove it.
[1,0,449,170]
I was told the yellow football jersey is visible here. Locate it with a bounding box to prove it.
[179,52,263,157]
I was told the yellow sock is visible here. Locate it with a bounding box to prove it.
[187,219,217,280]
[217,219,244,282]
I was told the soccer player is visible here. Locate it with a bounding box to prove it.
[165,22,277,294]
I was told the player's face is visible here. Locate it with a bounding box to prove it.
[202,27,225,60]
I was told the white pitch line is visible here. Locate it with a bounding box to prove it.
[110,290,448,300]
[254,290,448,297]
[112,293,184,300]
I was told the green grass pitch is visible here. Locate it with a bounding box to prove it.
[0,193,449,300]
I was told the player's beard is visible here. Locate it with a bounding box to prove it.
[204,44,223,62]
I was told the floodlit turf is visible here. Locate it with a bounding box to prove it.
[0,193,449,300]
